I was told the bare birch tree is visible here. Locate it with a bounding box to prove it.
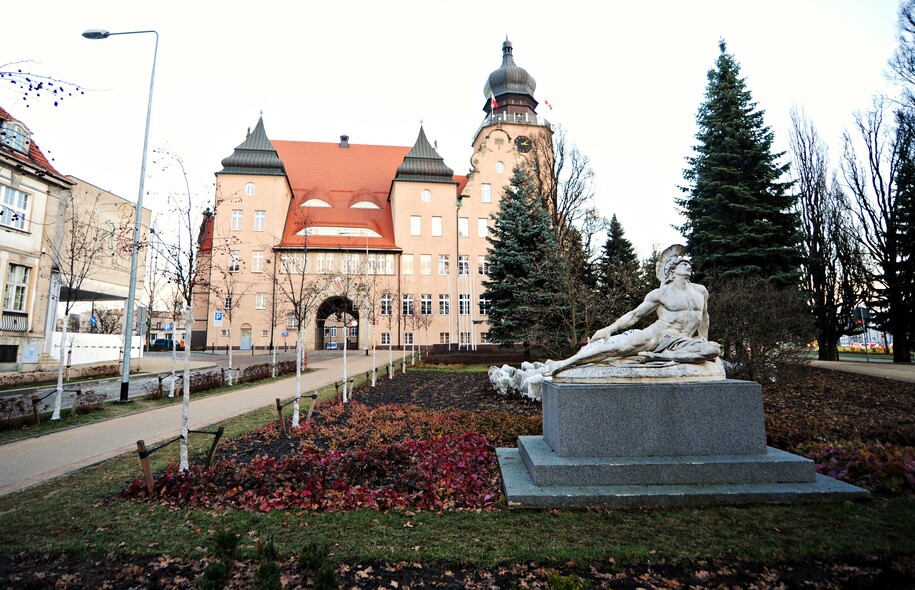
[45,191,110,420]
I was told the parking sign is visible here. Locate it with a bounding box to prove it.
[214,311,223,327]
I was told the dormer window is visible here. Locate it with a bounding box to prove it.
[0,120,31,155]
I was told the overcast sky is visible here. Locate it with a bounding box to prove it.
[2,1,901,258]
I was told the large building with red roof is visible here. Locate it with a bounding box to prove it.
[193,39,553,353]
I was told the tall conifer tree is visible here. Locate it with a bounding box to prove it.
[483,166,561,346]
[598,214,640,317]
[677,40,801,287]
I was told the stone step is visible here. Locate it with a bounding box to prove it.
[518,435,816,487]
[498,448,870,509]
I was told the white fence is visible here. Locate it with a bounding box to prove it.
[50,332,143,366]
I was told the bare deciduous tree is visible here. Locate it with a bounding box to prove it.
[45,191,110,420]
[789,108,870,360]
[841,98,914,363]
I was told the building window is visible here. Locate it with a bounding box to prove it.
[410,215,421,236]
[262,329,269,337]
[254,210,266,231]
[402,294,414,316]
[256,292,268,310]
[459,294,470,316]
[231,209,243,230]
[495,161,505,173]
[458,255,469,275]
[439,332,450,344]
[478,256,490,276]
[3,264,29,311]
[221,330,227,337]
[1,121,30,154]
[245,182,256,196]
[380,293,393,316]
[381,332,391,345]
[478,218,488,238]
[458,217,469,238]
[0,186,29,231]
[229,251,240,272]
[404,332,414,345]
[460,332,471,344]
[481,183,492,203]
[420,254,432,276]
[343,252,361,275]
[252,251,264,273]
[401,254,414,275]
[420,189,432,202]
[479,297,490,315]
[439,294,450,315]
[286,314,299,329]
[438,254,450,275]
[316,252,334,274]
[480,332,490,343]
[431,216,442,237]
[420,294,432,315]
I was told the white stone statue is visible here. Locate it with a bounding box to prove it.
[493,245,725,397]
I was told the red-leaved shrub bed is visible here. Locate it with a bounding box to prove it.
[120,400,541,511]
[803,440,915,497]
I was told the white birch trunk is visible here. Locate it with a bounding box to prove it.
[50,320,68,420]
[388,335,393,379]
[291,325,302,427]
[227,320,234,386]
[271,337,277,378]
[169,337,177,398]
[179,306,193,471]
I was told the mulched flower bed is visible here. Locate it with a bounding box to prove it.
[5,364,915,588]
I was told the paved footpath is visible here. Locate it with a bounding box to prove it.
[0,351,407,498]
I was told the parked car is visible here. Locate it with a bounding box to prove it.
[149,339,184,351]
[324,342,338,350]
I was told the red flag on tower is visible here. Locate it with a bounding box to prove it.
[491,94,498,109]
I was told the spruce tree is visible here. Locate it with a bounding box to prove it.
[677,40,802,288]
[598,214,640,316]
[483,166,561,347]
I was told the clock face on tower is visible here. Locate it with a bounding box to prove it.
[515,135,532,153]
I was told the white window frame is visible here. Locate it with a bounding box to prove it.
[244,182,256,196]
[381,332,391,345]
[481,183,492,203]
[252,251,264,273]
[478,256,489,276]
[458,217,469,238]
[401,254,414,275]
[254,210,266,231]
[0,186,29,231]
[478,218,488,238]
[458,255,469,275]
[438,254,450,275]
[3,264,29,312]
[479,297,490,315]
[420,254,432,276]
[410,215,422,236]
[256,292,268,310]
[229,251,240,272]
[404,332,414,345]
[431,216,443,237]
[402,293,414,316]
[439,294,450,315]
[420,294,432,315]
[230,209,243,230]
[459,293,470,316]
[381,293,393,316]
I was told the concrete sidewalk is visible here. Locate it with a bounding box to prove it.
[809,359,915,383]
[0,351,408,497]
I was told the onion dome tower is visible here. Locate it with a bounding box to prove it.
[482,37,538,119]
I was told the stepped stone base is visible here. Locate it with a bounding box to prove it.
[498,379,869,508]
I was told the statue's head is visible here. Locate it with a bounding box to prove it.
[656,244,690,284]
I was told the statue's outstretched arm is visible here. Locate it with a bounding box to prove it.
[589,292,660,342]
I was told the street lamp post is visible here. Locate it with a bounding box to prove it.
[83,28,159,403]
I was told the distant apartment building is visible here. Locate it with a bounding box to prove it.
[193,39,553,352]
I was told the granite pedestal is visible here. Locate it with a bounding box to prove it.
[498,379,868,508]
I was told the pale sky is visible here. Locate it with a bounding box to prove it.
[2,0,900,258]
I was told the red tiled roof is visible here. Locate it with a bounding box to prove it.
[0,105,67,180]
[273,140,410,250]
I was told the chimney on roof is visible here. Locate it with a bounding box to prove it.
[339,134,350,148]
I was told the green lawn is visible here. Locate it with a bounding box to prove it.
[0,379,912,569]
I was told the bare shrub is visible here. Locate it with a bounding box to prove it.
[709,277,814,382]
[0,395,44,429]
[71,390,106,416]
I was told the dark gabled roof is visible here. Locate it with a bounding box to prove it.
[218,116,286,176]
[394,125,455,184]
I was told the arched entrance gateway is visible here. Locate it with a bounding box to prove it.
[315,296,359,351]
